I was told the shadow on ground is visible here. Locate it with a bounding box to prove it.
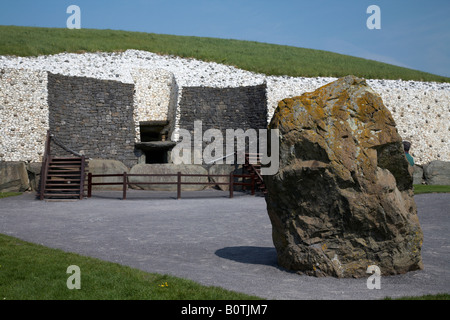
[215,246,278,267]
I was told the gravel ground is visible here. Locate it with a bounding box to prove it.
[0,190,448,300]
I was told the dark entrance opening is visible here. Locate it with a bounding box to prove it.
[137,121,175,164]
[144,149,167,164]
[140,121,168,143]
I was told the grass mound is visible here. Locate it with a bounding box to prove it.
[1,25,449,82]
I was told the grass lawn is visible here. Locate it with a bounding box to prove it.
[413,185,450,195]
[0,192,22,199]
[385,293,449,300]
[1,233,447,301]
[0,234,261,300]
[0,185,448,300]
[1,25,449,82]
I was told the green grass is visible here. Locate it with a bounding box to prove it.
[384,293,450,300]
[0,184,448,300]
[413,185,450,195]
[1,233,447,301]
[1,25,449,82]
[0,234,262,300]
[0,192,22,199]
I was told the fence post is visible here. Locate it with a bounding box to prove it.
[229,172,234,198]
[87,172,92,198]
[177,172,181,200]
[80,155,85,200]
[251,173,255,196]
[123,172,127,200]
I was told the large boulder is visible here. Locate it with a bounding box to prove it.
[88,159,129,191]
[208,164,235,191]
[264,75,423,278]
[128,164,209,191]
[0,162,30,192]
[208,164,245,191]
[423,160,450,185]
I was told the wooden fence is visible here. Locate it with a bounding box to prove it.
[87,172,257,200]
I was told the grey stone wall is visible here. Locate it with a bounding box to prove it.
[176,84,268,163]
[178,84,267,131]
[176,84,268,159]
[48,73,140,168]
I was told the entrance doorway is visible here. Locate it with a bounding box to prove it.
[137,121,174,164]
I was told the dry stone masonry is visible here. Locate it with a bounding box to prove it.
[48,73,138,168]
[176,84,268,147]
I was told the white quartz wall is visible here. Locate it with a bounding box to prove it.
[131,68,179,142]
[266,77,450,165]
[0,50,448,165]
[0,68,48,162]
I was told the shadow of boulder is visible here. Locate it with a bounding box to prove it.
[215,246,278,267]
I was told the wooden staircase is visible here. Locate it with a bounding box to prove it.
[41,157,87,200]
[39,131,88,201]
[243,153,267,195]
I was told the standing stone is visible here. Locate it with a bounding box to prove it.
[264,75,423,278]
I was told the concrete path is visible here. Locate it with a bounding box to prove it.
[0,190,448,300]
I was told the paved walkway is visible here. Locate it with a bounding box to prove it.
[0,190,448,300]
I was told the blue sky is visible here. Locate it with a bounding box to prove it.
[1,0,449,77]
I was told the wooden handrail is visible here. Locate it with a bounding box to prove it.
[39,130,88,200]
[51,134,83,158]
[244,153,264,177]
[39,131,51,200]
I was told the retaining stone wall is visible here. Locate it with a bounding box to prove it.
[0,67,448,167]
[48,73,139,168]
[176,84,268,158]
[377,87,448,165]
[266,78,449,165]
